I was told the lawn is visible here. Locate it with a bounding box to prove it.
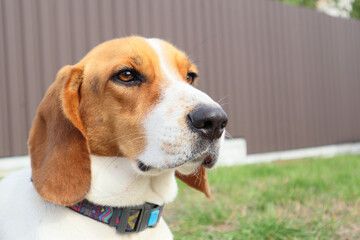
[164,155,360,240]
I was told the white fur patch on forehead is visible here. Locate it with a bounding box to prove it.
[145,38,183,83]
[145,38,219,108]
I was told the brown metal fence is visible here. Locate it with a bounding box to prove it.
[1,0,360,157]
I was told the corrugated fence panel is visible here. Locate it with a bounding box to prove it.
[2,0,28,155]
[21,0,43,132]
[1,0,360,156]
[0,0,11,156]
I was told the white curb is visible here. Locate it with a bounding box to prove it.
[1,140,360,177]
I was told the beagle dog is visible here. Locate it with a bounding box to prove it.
[0,36,228,240]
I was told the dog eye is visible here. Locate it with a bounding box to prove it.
[187,72,198,85]
[118,70,135,82]
[111,69,145,86]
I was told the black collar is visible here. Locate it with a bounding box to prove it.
[69,199,164,234]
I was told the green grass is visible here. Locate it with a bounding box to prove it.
[164,155,360,240]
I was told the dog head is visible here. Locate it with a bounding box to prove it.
[29,36,228,206]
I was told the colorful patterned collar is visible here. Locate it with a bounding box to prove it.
[69,199,164,234]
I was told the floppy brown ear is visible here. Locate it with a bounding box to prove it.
[29,65,91,206]
[175,166,211,199]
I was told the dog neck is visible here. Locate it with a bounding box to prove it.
[85,155,178,207]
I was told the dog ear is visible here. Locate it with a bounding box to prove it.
[175,166,211,198]
[29,65,91,206]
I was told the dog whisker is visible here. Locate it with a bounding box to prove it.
[125,136,150,144]
[225,130,233,139]
[217,95,229,104]
[218,102,229,108]
[109,131,148,143]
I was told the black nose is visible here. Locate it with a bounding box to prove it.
[187,105,228,140]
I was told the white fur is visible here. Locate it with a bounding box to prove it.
[0,37,225,240]
[140,39,222,173]
[86,155,178,207]
[0,160,174,240]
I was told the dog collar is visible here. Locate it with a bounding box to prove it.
[69,199,164,234]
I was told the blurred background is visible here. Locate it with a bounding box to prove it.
[0,0,360,157]
[1,0,360,239]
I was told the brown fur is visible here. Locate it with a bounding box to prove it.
[175,166,211,199]
[29,65,91,206]
[28,37,210,206]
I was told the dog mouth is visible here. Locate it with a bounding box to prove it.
[137,137,222,173]
[138,161,152,172]
[137,153,217,172]
[202,155,214,167]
